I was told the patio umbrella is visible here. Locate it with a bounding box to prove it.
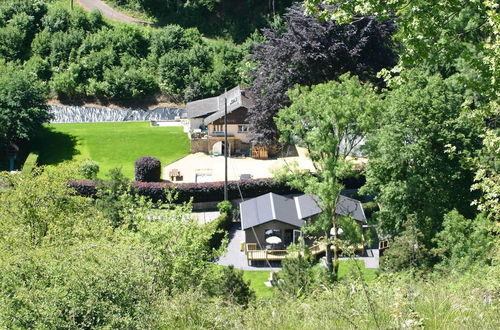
[330,227,344,236]
[266,236,282,244]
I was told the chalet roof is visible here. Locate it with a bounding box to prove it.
[240,193,366,230]
[335,195,367,222]
[186,86,254,122]
[240,193,321,230]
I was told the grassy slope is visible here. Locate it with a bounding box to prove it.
[35,122,189,179]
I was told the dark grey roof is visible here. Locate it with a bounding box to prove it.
[240,193,366,230]
[295,194,322,219]
[186,86,254,122]
[335,195,367,223]
[240,193,321,230]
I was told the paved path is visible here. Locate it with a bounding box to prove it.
[217,224,282,271]
[77,0,151,25]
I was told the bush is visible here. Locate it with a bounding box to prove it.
[272,254,319,297]
[21,151,39,174]
[432,210,494,271]
[134,156,161,182]
[207,212,231,250]
[79,160,99,180]
[207,266,254,305]
[217,200,232,214]
[380,220,431,273]
[68,179,97,197]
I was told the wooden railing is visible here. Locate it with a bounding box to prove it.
[244,243,365,265]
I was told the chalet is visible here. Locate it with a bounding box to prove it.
[187,86,268,157]
[240,192,367,264]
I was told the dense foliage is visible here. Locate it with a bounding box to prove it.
[248,3,396,144]
[106,0,296,42]
[0,165,253,327]
[0,63,50,149]
[0,1,247,103]
[361,70,483,245]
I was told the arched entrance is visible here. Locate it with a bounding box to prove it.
[212,141,230,156]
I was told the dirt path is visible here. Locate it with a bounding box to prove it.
[77,0,152,25]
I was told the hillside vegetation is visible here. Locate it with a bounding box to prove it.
[0,0,249,104]
[105,0,296,42]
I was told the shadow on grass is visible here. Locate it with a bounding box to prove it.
[34,127,80,166]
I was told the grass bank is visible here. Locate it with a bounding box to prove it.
[35,122,189,179]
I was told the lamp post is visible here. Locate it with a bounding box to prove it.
[224,89,228,201]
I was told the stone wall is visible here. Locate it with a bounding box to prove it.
[190,139,209,153]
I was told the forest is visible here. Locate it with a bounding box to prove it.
[0,0,498,328]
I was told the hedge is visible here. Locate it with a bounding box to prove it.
[69,178,301,203]
[69,174,366,204]
[68,179,98,197]
[207,212,231,250]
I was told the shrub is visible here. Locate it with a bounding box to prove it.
[79,160,99,180]
[68,179,97,197]
[272,254,318,297]
[134,156,161,182]
[207,212,231,250]
[432,210,494,271]
[217,200,232,214]
[380,219,431,273]
[207,266,254,305]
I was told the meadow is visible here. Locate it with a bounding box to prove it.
[35,122,190,179]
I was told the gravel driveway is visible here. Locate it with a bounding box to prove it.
[77,0,151,25]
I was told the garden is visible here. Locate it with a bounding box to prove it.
[34,122,189,178]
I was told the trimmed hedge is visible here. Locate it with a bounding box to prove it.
[68,174,366,204]
[134,156,161,182]
[69,178,301,203]
[135,178,302,203]
[68,179,98,197]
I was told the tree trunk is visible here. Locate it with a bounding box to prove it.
[332,214,340,278]
[325,228,333,274]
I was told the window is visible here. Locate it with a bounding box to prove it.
[238,125,249,133]
[213,124,223,132]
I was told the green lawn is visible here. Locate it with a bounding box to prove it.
[242,271,275,298]
[242,261,378,298]
[35,122,190,179]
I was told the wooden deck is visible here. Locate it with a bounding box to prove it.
[244,243,364,264]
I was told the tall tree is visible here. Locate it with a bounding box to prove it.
[304,0,499,221]
[361,70,483,245]
[248,3,396,145]
[275,74,382,277]
[0,63,50,149]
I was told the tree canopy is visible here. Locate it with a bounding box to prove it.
[248,3,397,145]
[275,74,382,276]
[361,69,483,244]
[0,63,50,148]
